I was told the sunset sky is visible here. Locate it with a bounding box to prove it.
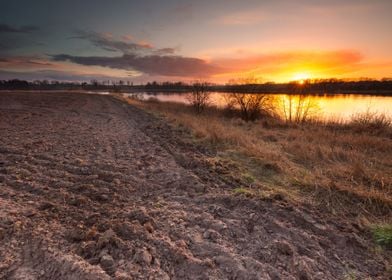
[0,0,391,83]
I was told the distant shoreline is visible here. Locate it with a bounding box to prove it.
[1,78,392,96]
[1,88,392,97]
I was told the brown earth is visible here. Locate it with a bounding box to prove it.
[0,91,389,279]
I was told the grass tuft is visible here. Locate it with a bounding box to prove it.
[233,187,253,197]
[371,224,392,248]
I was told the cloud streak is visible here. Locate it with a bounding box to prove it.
[50,30,222,77]
[0,56,54,67]
[71,30,153,54]
[0,69,126,82]
[51,53,222,77]
[71,30,178,56]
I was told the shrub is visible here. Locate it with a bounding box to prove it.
[350,111,391,132]
[228,93,272,121]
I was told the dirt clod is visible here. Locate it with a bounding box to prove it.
[143,221,154,233]
[275,239,294,256]
[100,254,115,270]
[97,229,117,248]
[134,248,153,265]
[66,228,87,242]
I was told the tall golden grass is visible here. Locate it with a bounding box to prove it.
[120,95,392,218]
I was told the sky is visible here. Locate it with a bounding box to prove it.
[0,0,391,83]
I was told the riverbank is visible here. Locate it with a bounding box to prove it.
[121,95,392,218]
[0,91,390,279]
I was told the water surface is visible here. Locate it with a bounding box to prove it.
[123,92,392,121]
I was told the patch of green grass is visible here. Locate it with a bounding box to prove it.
[242,173,256,184]
[371,224,392,248]
[233,187,253,197]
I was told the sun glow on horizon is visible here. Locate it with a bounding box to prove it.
[292,72,312,83]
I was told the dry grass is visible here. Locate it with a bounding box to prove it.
[120,95,392,219]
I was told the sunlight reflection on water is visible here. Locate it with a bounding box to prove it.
[122,92,392,121]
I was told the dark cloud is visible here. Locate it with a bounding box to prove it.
[51,53,222,77]
[0,23,39,34]
[0,69,125,82]
[71,30,180,57]
[71,30,153,54]
[55,30,221,77]
[153,47,177,55]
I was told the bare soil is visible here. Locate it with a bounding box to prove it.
[0,91,389,279]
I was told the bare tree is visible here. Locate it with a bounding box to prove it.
[186,81,211,114]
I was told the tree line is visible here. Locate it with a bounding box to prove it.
[1,78,392,95]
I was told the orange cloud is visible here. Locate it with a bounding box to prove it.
[211,50,366,82]
[0,56,56,70]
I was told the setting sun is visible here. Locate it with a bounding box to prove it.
[292,72,311,83]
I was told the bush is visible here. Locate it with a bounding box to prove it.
[228,93,272,121]
[350,111,391,131]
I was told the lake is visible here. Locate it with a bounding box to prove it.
[122,92,392,121]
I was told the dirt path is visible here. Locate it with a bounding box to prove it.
[0,91,388,279]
